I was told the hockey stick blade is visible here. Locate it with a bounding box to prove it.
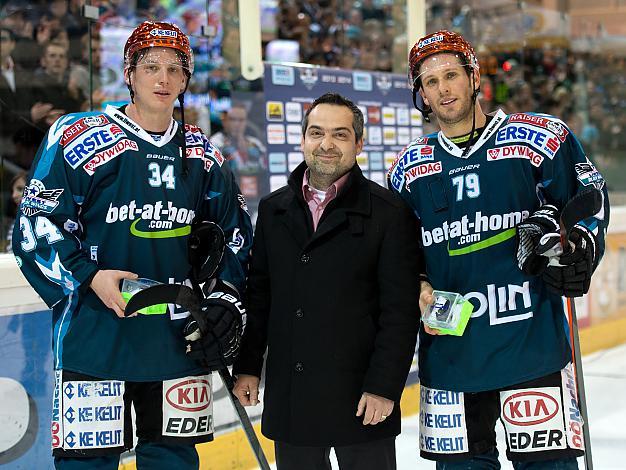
[125,284,199,317]
[560,188,602,235]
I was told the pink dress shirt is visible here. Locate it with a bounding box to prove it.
[302,169,350,231]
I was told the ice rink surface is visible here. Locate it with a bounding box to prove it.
[264,343,626,469]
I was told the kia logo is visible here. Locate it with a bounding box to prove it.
[502,391,559,426]
[166,379,211,412]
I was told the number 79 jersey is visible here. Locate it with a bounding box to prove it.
[13,105,252,381]
[388,109,610,392]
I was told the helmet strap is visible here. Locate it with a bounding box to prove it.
[412,88,431,123]
[127,72,135,103]
[461,72,479,158]
[179,92,188,177]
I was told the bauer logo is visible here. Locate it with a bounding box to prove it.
[166,379,211,412]
[502,391,559,426]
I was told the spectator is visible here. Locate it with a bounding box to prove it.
[0,27,37,164]
[32,41,84,126]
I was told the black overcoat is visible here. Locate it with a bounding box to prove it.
[234,162,420,446]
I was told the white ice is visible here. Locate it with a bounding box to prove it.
[261,343,626,469]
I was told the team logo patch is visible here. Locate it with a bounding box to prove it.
[509,113,569,142]
[21,179,63,217]
[60,115,110,146]
[487,145,544,167]
[162,376,213,437]
[83,138,139,175]
[64,124,126,168]
[500,387,567,453]
[574,159,605,190]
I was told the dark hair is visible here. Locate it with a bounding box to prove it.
[302,92,364,142]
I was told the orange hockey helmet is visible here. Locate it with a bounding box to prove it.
[408,30,479,117]
[124,21,194,74]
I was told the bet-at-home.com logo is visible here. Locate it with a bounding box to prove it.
[422,210,529,256]
[106,200,195,238]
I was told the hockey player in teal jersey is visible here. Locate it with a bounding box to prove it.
[389,30,609,468]
[12,21,252,469]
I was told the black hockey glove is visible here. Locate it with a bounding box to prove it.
[542,224,597,298]
[515,204,561,276]
[183,281,246,371]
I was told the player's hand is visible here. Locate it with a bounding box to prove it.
[542,225,597,297]
[419,280,440,335]
[90,270,138,318]
[515,204,561,276]
[356,392,394,425]
[30,102,54,122]
[233,374,260,406]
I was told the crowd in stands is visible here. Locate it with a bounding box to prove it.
[1,0,626,250]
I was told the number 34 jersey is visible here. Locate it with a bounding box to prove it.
[13,105,252,381]
[388,109,609,392]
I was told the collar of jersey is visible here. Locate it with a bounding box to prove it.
[105,104,178,148]
[437,109,507,159]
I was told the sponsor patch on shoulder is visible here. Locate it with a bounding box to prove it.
[405,161,442,186]
[64,124,126,168]
[487,145,544,167]
[508,113,569,142]
[60,115,110,147]
[83,138,139,175]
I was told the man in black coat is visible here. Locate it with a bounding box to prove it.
[233,93,421,470]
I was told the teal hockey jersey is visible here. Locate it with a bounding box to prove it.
[13,105,252,381]
[388,110,610,392]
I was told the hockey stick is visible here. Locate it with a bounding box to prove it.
[538,188,602,470]
[126,284,271,470]
[562,190,601,470]
[125,224,272,470]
